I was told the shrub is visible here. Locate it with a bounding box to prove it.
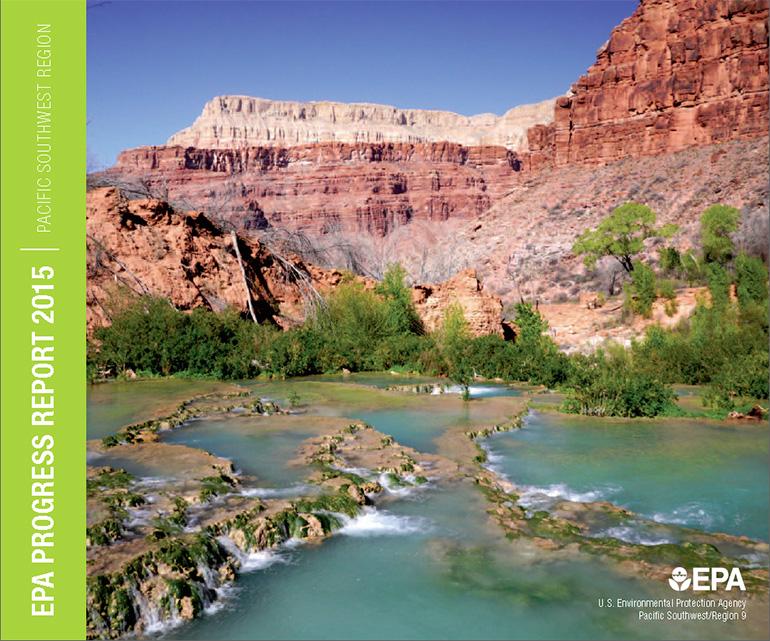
[93,297,268,379]
[735,252,768,309]
[563,350,675,418]
[659,246,682,275]
[656,279,677,300]
[375,264,423,335]
[439,304,474,396]
[705,350,769,410]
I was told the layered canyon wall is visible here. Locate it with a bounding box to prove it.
[166,96,556,151]
[93,0,769,309]
[545,0,769,166]
[108,142,523,235]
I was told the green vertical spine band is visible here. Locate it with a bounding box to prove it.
[1,0,86,639]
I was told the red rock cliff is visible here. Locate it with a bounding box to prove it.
[547,0,769,165]
[103,142,523,236]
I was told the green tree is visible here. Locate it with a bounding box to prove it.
[700,204,739,265]
[375,263,422,335]
[572,202,677,274]
[440,303,473,400]
[706,262,730,312]
[513,302,549,346]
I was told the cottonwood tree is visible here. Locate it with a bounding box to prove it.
[700,204,740,265]
[572,202,677,274]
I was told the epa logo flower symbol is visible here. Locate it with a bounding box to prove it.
[669,567,691,591]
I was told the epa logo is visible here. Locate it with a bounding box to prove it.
[668,567,691,591]
[668,566,745,592]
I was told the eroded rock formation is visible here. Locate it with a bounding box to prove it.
[167,95,556,150]
[411,269,505,336]
[86,188,508,336]
[86,187,314,332]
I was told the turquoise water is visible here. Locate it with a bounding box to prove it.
[351,407,464,453]
[353,400,512,453]
[87,379,238,440]
[87,451,165,478]
[341,386,521,453]
[164,483,754,641]
[485,411,770,541]
[161,417,314,488]
[87,379,769,639]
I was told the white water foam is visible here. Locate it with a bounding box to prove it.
[136,476,169,487]
[377,472,417,496]
[480,442,509,479]
[217,536,289,572]
[517,483,621,510]
[337,465,374,479]
[596,525,674,546]
[436,384,506,397]
[338,507,428,537]
[240,484,316,499]
[651,502,716,530]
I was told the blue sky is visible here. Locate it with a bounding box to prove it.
[87,0,637,167]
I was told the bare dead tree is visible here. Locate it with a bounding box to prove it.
[87,232,152,297]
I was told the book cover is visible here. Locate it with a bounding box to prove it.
[1,1,768,639]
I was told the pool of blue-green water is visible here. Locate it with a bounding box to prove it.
[87,380,768,639]
[163,483,759,640]
[484,411,769,541]
[161,417,314,487]
[87,379,238,440]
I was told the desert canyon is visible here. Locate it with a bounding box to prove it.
[89,0,769,349]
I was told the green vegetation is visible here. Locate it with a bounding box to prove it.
[563,348,675,418]
[572,202,677,274]
[86,469,145,547]
[294,492,360,518]
[439,303,474,399]
[199,473,237,502]
[627,206,769,410]
[700,204,739,265]
[94,299,262,379]
[623,261,657,318]
[90,203,767,418]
